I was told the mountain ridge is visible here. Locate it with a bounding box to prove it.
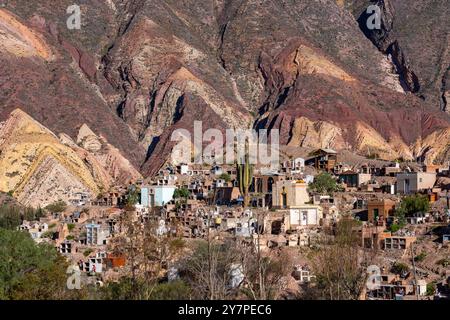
[0,108,141,207]
[0,0,448,179]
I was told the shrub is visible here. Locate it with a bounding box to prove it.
[173,187,190,200]
[389,224,401,233]
[414,252,427,262]
[436,258,449,267]
[45,200,67,213]
[391,262,409,275]
[308,173,343,194]
[0,205,21,230]
[426,282,436,296]
[41,231,55,239]
[219,173,231,183]
[0,229,70,299]
[150,280,191,300]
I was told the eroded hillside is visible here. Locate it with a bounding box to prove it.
[0,109,141,207]
[0,0,448,181]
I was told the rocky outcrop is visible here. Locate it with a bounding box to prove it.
[74,124,142,184]
[355,1,420,93]
[142,93,230,176]
[102,7,252,151]
[0,0,448,178]
[349,0,450,109]
[0,9,52,60]
[0,109,141,207]
[257,50,450,162]
[61,41,97,81]
[441,68,449,112]
[77,124,103,153]
[413,127,450,165]
[0,6,145,168]
[287,117,346,150]
[0,109,100,206]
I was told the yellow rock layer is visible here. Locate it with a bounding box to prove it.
[0,109,99,197]
[287,45,356,82]
[353,121,400,160]
[413,128,450,164]
[288,117,345,150]
[15,156,94,208]
[336,0,345,8]
[74,124,142,184]
[288,117,448,163]
[0,9,52,60]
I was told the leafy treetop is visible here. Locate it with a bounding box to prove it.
[308,172,343,194]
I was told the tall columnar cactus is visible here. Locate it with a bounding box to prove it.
[237,152,254,207]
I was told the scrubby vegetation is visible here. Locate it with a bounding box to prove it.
[0,229,72,299]
[308,173,343,194]
[0,204,45,230]
[45,200,67,213]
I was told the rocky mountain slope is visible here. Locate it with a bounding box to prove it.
[343,0,449,111]
[0,109,141,207]
[0,0,449,182]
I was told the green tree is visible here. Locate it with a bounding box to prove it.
[0,229,70,299]
[126,185,140,207]
[391,262,409,275]
[426,282,436,296]
[0,205,47,230]
[0,205,21,230]
[396,195,429,218]
[219,173,231,183]
[23,206,45,221]
[45,200,67,213]
[308,173,343,194]
[395,195,429,228]
[173,187,190,202]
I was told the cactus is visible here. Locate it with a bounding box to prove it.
[237,152,254,207]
